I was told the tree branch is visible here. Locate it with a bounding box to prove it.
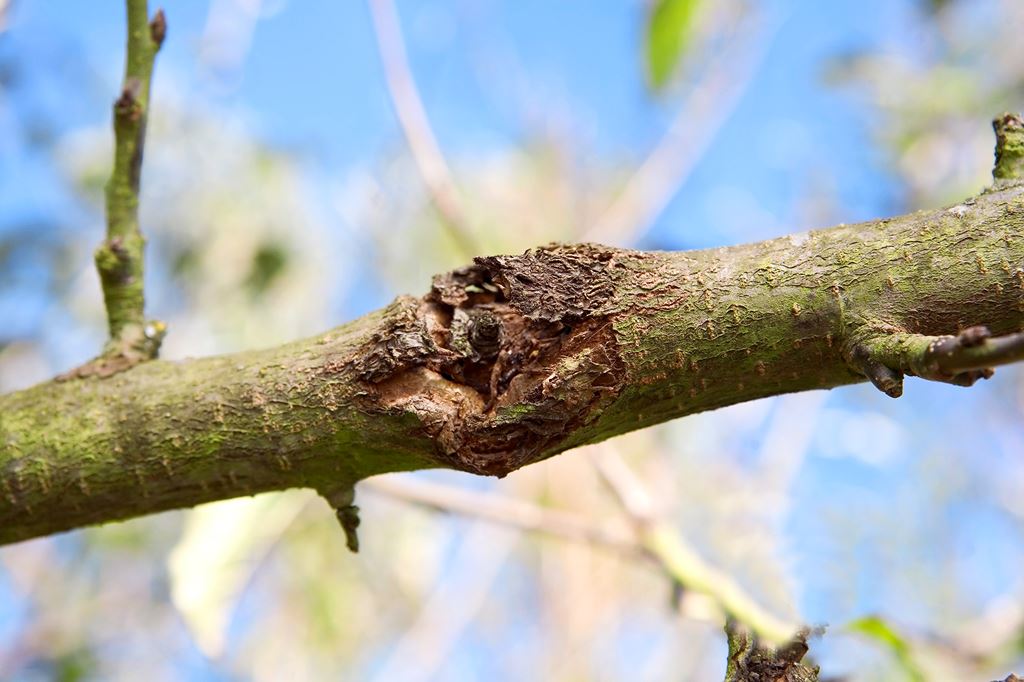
[80,1,166,379]
[3,118,1024,546]
[724,620,819,682]
[369,469,797,643]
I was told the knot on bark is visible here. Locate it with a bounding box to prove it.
[343,245,630,477]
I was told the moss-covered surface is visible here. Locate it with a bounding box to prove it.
[3,179,1024,544]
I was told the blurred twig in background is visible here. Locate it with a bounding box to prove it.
[364,476,636,553]
[366,466,799,645]
[367,519,519,682]
[367,0,480,258]
[582,5,782,246]
[591,445,799,644]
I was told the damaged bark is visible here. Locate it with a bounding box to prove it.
[3,164,1024,543]
[355,244,626,476]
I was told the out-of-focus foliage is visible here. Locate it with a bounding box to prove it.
[828,0,1024,205]
[645,0,703,92]
[847,615,925,682]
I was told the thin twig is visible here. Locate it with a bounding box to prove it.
[367,467,798,644]
[591,446,799,644]
[71,1,166,380]
[366,0,481,258]
[582,8,782,246]
[364,476,636,553]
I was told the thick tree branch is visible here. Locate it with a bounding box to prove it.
[3,118,1024,546]
[84,1,166,379]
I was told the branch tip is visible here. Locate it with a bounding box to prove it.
[336,505,361,553]
[322,487,361,553]
[851,345,904,398]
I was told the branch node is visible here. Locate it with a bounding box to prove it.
[113,80,142,122]
[57,319,166,381]
[851,345,904,398]
[956,324,992,348]
[95,237,131,282]
[993,112,1024,181]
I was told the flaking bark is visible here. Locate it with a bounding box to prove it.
[3,177,1024,543]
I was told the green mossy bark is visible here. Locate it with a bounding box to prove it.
[3,181,1024,544]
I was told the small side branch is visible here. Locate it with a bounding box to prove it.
[321,486,361,553]
[364,476,637,553]
[84,1,166,378]
[851,325,1024,397]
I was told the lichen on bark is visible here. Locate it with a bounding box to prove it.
[4,172,1024,544]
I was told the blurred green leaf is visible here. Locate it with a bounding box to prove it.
[168,492,312,657]
[645,0,701,92]
[847,615,926,682]
[50,648,98,682]
[244,241,289,296]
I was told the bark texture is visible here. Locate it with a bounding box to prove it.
[3,176,1024,544]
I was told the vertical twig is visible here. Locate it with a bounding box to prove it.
[81,1,166,378]
[366,0,481,258]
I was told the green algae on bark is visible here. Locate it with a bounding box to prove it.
[3,176,1024,544]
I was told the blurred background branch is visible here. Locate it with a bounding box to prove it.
[367,0,480,258]
[582,4,781,245]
